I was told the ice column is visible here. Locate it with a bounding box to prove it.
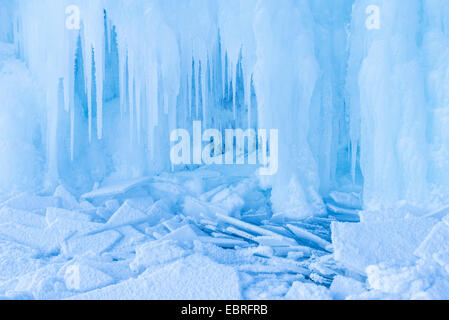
[348,0,429,209]
[253,0,325,219]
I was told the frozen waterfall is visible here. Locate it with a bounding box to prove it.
[1,0,449,216]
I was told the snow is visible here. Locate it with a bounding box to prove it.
[414,222,449,261]
[46,207,91,224]
[332,217,437,273]
[2,194,60,213]
[54,186,81,210]
[0,162,350,299]
[285,282,332,300]
[0,207,47,229]
[329,276,366,300]
[130,240,188,273]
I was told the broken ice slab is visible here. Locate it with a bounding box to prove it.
[290,222,331,241]
[0,263,67,300]
[332,217,437,274]
[1,194,60,212]
[433,251,449,273]
[53,185,80,210]
[147,181,185,200]
[217,213,290,238]
[130,240,189,273]
[48,216,104,238]
[0,240,44,282]
[425,205,449,220]
[162,215,188,232]
[104,199,120,212]
[105,202,149,229]
[286,249,311,260]
[0,207,47,229]
[81,177,152,201]
[260,224,294,238]
[267,256,312,275]
[141,200,174,227]
[79,201,98,219]
[116,226,148,246]
[287,224,333,252]
[310,272,333,286]
[183,196,228,220]
[241,207,270,224]
[441,214,449,228]
[217,214,300,248]
[46,207,91,225]
[238,261,310,276]
[254,236,298,247]
[225,227,257,241]
[63,230,122,256]
[141,223,170,240]
[199,185,227,202]
[0,223,62,254]
[309,254,338,277]
[95,207,113,221]
[210,231,241,239]
[70,254,242,300]
[330,275,366,300]
[124,197,154,212]
[160,224,206,243]
[198,236,250,248]
[415,222,449,261]
[64,263,114,293]
[326,203,360,222]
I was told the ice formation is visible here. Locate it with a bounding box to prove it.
[2,0,449,300]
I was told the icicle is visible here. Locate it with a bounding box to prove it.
[233,60,237,121]
[128,61,134,145]
[70,105,75,162]
[118,49,128,119]
[135,76,142,145]
[201,60,207,126]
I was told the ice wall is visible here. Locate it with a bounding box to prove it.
[6,0,346,219]
[347,0,429,209]
[422,0,449,202]
[346,0,449,210]
[253,0,325,219]
[7,0,449,217]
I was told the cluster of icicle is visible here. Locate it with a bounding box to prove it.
[9,0,449,218]
[15,0,260,180]
[13,0,331,219]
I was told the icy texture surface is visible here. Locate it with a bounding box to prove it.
[2,0,449,300]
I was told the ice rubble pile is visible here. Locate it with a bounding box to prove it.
[0,165,348,300]
[2,164,448,300]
